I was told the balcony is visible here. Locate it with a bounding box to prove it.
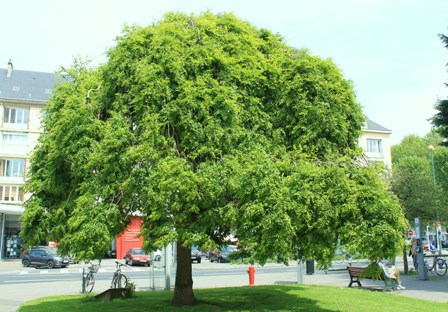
[2,122,28,131]
[0,144,29,157]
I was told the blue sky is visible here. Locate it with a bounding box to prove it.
[1,0,447,145]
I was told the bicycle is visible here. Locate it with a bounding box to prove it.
[334,248,353,264]
[425,255,447,276]
[82,262,100,293]
[111,261,129,288]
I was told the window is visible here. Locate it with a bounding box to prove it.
[0,159,25,177]
[0,185,24,202]
[3,107,29,129]
[0,133,28,155]
[1,133,28,146]
[367,139,382,154]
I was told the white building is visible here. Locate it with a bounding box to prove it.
[358,117,392,170]
[0,61,59,259]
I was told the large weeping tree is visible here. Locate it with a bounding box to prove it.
[20,11,406,305]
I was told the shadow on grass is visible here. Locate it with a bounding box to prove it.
[19,285,332,312]
[194,285,332,311]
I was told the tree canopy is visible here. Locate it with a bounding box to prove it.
[391,134,447,224]
[431,33,448,143]
[20,11,406,305]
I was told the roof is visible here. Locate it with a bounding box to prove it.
[364,117,391,133]
[0,67,62,102]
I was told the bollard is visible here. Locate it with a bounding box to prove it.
[247,265,255,285]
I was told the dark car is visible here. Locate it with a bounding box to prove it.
[191,246,202,263]
[209,245,237,263]
[104,249,117,259]
[22,247,70,268]
[124,248,151,266]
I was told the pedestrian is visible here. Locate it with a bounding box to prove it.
[376,258,406,290]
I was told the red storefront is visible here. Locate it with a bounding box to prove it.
[115,216,144,260]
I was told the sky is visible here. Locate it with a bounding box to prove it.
[1,0,447,145]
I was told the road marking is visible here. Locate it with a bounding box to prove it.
[40,270,49,274]
[4,278,71,283]
[60,269,69,274]
[19,271,29,275]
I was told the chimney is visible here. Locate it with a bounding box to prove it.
[7,59,13,77]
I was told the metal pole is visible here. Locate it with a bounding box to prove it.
[151,255,155,291]
[415,217,428,281]
[297,259,304,284]
[0,213,5,260]
[428,146,440,247]
[164,245,171,290]
[81,268,86,293]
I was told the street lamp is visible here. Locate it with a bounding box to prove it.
[428,145,441,254]
[428,145,436,186]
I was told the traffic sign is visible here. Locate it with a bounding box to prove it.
[408,229,414,236]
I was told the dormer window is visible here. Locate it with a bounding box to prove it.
[367,139,382,153]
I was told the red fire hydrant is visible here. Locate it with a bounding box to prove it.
[247,265,255,286]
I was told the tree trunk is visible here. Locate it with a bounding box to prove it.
[172,241,195,305]
[402,245,409,274]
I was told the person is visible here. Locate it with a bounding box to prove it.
[376,258,405,290]
[410,237,418,271]
[430,240,437,252]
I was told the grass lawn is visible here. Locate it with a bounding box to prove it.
[18,284,445,312]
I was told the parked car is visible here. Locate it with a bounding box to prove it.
[209,245,237,263]
[104,249,117,259]
[191,246,202,263]
[441,240,448,249]
[124,248,151,266]
[422,239,429,251]
[22,247,70,268]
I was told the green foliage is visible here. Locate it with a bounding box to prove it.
[391,134,448,225]
[361,261,383,280]
[19,60,119,258]
[226,249,250,263]
[21,11,404,278]
[125,280,137,298]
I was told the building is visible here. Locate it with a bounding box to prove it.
[358,117,392,170]
[0,61,59,259]
[0,63,394,260]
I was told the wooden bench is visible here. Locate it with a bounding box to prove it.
[347,266,396,291]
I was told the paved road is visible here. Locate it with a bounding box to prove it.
[0,257,446,312]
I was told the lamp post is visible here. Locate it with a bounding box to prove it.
[428,145,436,186]
[428,145,441,254]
